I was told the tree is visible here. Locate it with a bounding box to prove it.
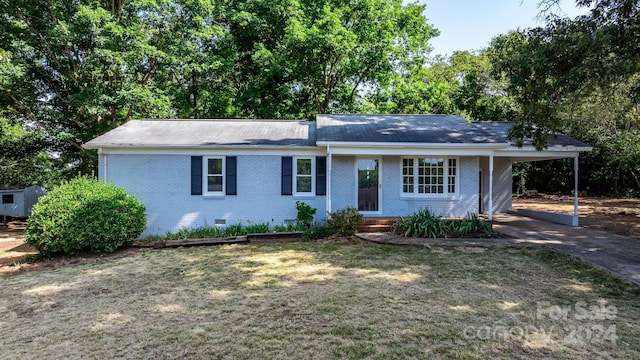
[0,0,180,177]
[224,0,438,119]
[490,1,640,148]
[1,0,442,183]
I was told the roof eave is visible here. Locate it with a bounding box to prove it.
[83,143,318,150]
[316,141,510,149]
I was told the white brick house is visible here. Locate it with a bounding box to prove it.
[84,114,591,236]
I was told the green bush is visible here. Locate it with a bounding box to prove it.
[295,201,317,227]
[327,206,363,236]
[393,209,494,238]
[449,213,495,235]
[392,208,447,238]
[303,223,332,241]
[25,176,146,257]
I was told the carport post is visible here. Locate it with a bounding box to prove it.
[488,154,494,221]
[573,155,579,226]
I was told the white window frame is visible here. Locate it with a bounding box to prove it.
[203,156,225,195]
[401,157,459,197]
[294,156,315,196]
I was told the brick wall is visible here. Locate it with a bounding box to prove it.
[104,154,326,236]
[330,155,481,218]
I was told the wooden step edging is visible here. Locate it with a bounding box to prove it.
[132,231,304,248]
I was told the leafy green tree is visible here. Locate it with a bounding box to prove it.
[0,117,59,188]
[0,0,186,176]
[225,0,439,119]
[1,0,442,183]
[490,1,639,148]
[489,1,640,194]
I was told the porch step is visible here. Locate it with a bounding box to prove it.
[357,218,398,233]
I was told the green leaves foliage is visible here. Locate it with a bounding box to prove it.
[295,201,317,228]
[326,206,363,236]
[392,209,494,239]
[1,0,439,182]
[25,176,146,257]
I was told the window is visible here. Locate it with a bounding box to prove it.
[294,157,314,195]
[2,194,13,204]
[402,157,457,195]
[402,159,414,193]
[205,157,225,194]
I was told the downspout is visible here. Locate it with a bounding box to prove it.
[326,145,332,216]
[573,155,579,226]
[98,147,108,183]
[488,153,494,221]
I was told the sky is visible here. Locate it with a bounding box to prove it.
[423,0,591,56]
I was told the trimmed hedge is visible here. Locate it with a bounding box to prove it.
[25,176,146,257]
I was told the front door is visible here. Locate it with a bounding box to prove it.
[357,159,380,213]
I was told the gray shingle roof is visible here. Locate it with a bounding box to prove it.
[84,119,317,148]
[83,115,591,150]
[474,122,592,148]
[316,114,504,144]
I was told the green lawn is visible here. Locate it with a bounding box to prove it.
[1,240,638,359]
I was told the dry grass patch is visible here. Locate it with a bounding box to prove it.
[1,239,638,359]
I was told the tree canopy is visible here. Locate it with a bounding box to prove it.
[1,0,638,195]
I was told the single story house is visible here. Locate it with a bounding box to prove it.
[0,185,47,218]
[84,114,592,236]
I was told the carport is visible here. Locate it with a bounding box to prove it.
[476,123,593,226]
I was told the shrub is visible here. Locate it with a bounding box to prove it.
[393,209,495,238]
[295,201,317,227]
[303,223,332,241]
[25,176,146,257]
[449,213,495,235]
[392,208,447,238]
[327,206,363,236]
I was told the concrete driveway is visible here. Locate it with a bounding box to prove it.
[358,213,640,286]
[493,214,640,286]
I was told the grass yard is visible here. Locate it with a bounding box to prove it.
[1,240,639,359]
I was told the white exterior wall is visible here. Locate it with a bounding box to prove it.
[330,155,480,217]
[480,157,512,213]
[105,153,326,236]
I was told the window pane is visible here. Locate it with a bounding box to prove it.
[297,176,312,192]
[208,176,223,192]
[208,158,222,175]
[448,159,457,193]
[297,158,311,175]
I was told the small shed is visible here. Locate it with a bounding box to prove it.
[0,185,46,218]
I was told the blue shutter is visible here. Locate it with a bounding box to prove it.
[191,156,203,195]
[281,157,293,195]
[226,156,237,195]
[316,156,326,196]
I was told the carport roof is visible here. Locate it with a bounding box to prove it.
[474,122,592,148]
